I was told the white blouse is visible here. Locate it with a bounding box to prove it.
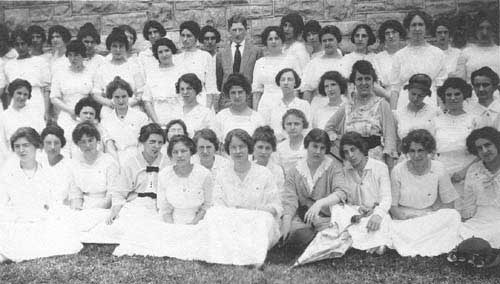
[301,55,343,93]
[394,104,441,139]
[259,97,311,141]
[214,108,265,141]
[101,108,148,152]
[276,138,307,172]
[181,104,216,137]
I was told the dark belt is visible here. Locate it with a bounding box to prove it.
[137,192,157,199]
[363,135,381,150]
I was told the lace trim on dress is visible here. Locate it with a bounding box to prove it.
[295,156,333,194]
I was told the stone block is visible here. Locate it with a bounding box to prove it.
[148,2,174,28]
[457,0,498,13]
[249,17,280,35]
[101,12,148,35]
[226,5,272,20]
[176,1,205,10]
[326,0,354,21]
[174,7,227,28]
[275,0,324,19]
[4,8,30,30]
[366,12,407,30]
[204,0,248,6]
[355,1,386,13]
[425,0,457,17]
[116,1,150,13]
[54,4,71,17]
[386,0,424,10]
[1,1,60,8]
[51,15,102,36]
[72,1,118,15]
[248,0,272,5]
[329,20,364,35]
[29,6,54,22]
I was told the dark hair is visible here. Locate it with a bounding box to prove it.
[138,123,166,143]
[105,28,129,51]
[200,25,221,43]
[466,127,500,156]
[252,125,277,151]
[403,10,432,33]
[8,79,32,99]
[165,119,188,142]
[152,37,178,60]
[401,129,436,154]
[432,17,453,37]
[74,97,101,122]
[303,20,322,41]
[471,66,500,87]
[224,128,253,155]
[319,25,342,43]
[349,60,378,83]
[11,28,31,46]
[10,127,42,151]
[304,128,331,154]
[167,135,197,158]
[27,25,46,43]
[48,25,71,45]
[72,121,101,144]
[65,40,87,58]
[275,68,301,88]
[351,24,376,46]
[193,128,220,152]
[223,73,252,97]
[339,131,369,159]
[318,71,348,96]
[378,20,406,44]
[437,77,472,102]
[282,108,309,130]
[473,10,499,36]
[41,123,66,148]
[105,76,133,99]
[280,13,304,40]
[261,26,285,46]
[77,22,101,45]
[228,14,248,29]
[118,25,137,44]
[175,73,203,95]
[180,21,201,41]
[143,20,166,41]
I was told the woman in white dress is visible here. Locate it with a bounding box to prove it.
[311,71,347,129]
[391,129,462,256]
[302,25,344,104]
[0,127,82,263]
[432,18,461,78]
[280,13,309,72]
[47,25,72,73]
[174,21,217,108]
[252,26,300,110]
[214,73,265,141]
[303,20,322,58]
[277,109,308,172]
[139,20,166,74]
[177,73,216,137]
[461,127,500,248]
[4,29,50,123]
[101,77,148,164]
[192,128,229,177]
[340,24,377,79]
[394,74,441,141]
[118,24,140,58]
[389,10,447,109]
[260,68,310,141]
[50,40,95,146]
[252,126,285,192]
[76,23,105,72]
[68,121,121,243]
[0,79,44,163]
[93,28,144,110]
[143,38,183,126]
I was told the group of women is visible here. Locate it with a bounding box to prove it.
[0,8,500,266]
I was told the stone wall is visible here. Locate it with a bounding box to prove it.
[0,0,498,51]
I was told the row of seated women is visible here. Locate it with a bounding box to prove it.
[1,116,500,265]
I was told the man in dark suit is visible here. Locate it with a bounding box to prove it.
[216,14,263,110]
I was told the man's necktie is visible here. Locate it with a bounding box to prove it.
[233,44,241,73]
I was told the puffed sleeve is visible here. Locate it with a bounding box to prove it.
[282,169,299,217]
[324,106,346,141]
[200,172,214,211]
[378,100,398,156]
[460,164,478,219]
[373,162,392,216]
[390,164,402,207]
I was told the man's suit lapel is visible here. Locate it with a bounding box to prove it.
[223,46,232,72]
[240,40,254,72]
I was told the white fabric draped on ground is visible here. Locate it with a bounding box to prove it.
[460,206,500,249]
[114,206,280,266]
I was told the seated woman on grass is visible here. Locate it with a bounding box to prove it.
[461,127,500,248]
[276,108,308,172]
[390,129,462,257]
[281,128,347,247]
[252,126,285,192]
[192,128,229,177]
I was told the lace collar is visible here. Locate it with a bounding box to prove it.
[296,156,333,193]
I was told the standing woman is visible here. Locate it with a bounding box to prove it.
[118,25,139,57]
[461,127,500,248]
[139,20,166,73]
[177,73,216,137]
[252,26,300,110]
[311,71,347,129]
[143,38,183,126]
[214,73,265,141]
[93,28,144,110]
[339,24,377,79]
[4,28,51,123]
[302,25,344,104]
[303,20,322,58]
[50,40,95,145]
[252,126,285,193]
[77,23,105,72]
[325,60,397,168]
[0,127,82,263]
[391,129,461,257]
[47,25,72,72]
[101,77,148,164]
[192,128,229,177]
[174,21,217,108]
[276,109,308,172]
[280,12,309,73]
[390,10,447,109]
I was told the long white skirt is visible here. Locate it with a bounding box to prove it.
[461,206,500,248]
[0,211,82,262]
[330,204,392,251]
[391,209,462,257]
[61,207,119,244]
[114,206,280,266]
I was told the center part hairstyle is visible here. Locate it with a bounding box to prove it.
[304,128,331,154]
[252,125,277,151]
[223,73,252,96]
[167,135,197,158]
[349,60,378,83]
[280,12,304,40]
[106,27,129,51]
[10,127,42,150]
[8,78,32,99]
[143,20,166,41]
[193,128,220,152]
[466,127,500,156]
[106,76,133,99]
[437,77,472,102]
[41,123,67,148]
[72,121,101,144]
[176,73,203,95]
[224,128,254,155]
[139,123,166,144]
[339,131,368,159]
[401,129,436,154]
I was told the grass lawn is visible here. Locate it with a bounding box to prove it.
[1,244,499,283]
